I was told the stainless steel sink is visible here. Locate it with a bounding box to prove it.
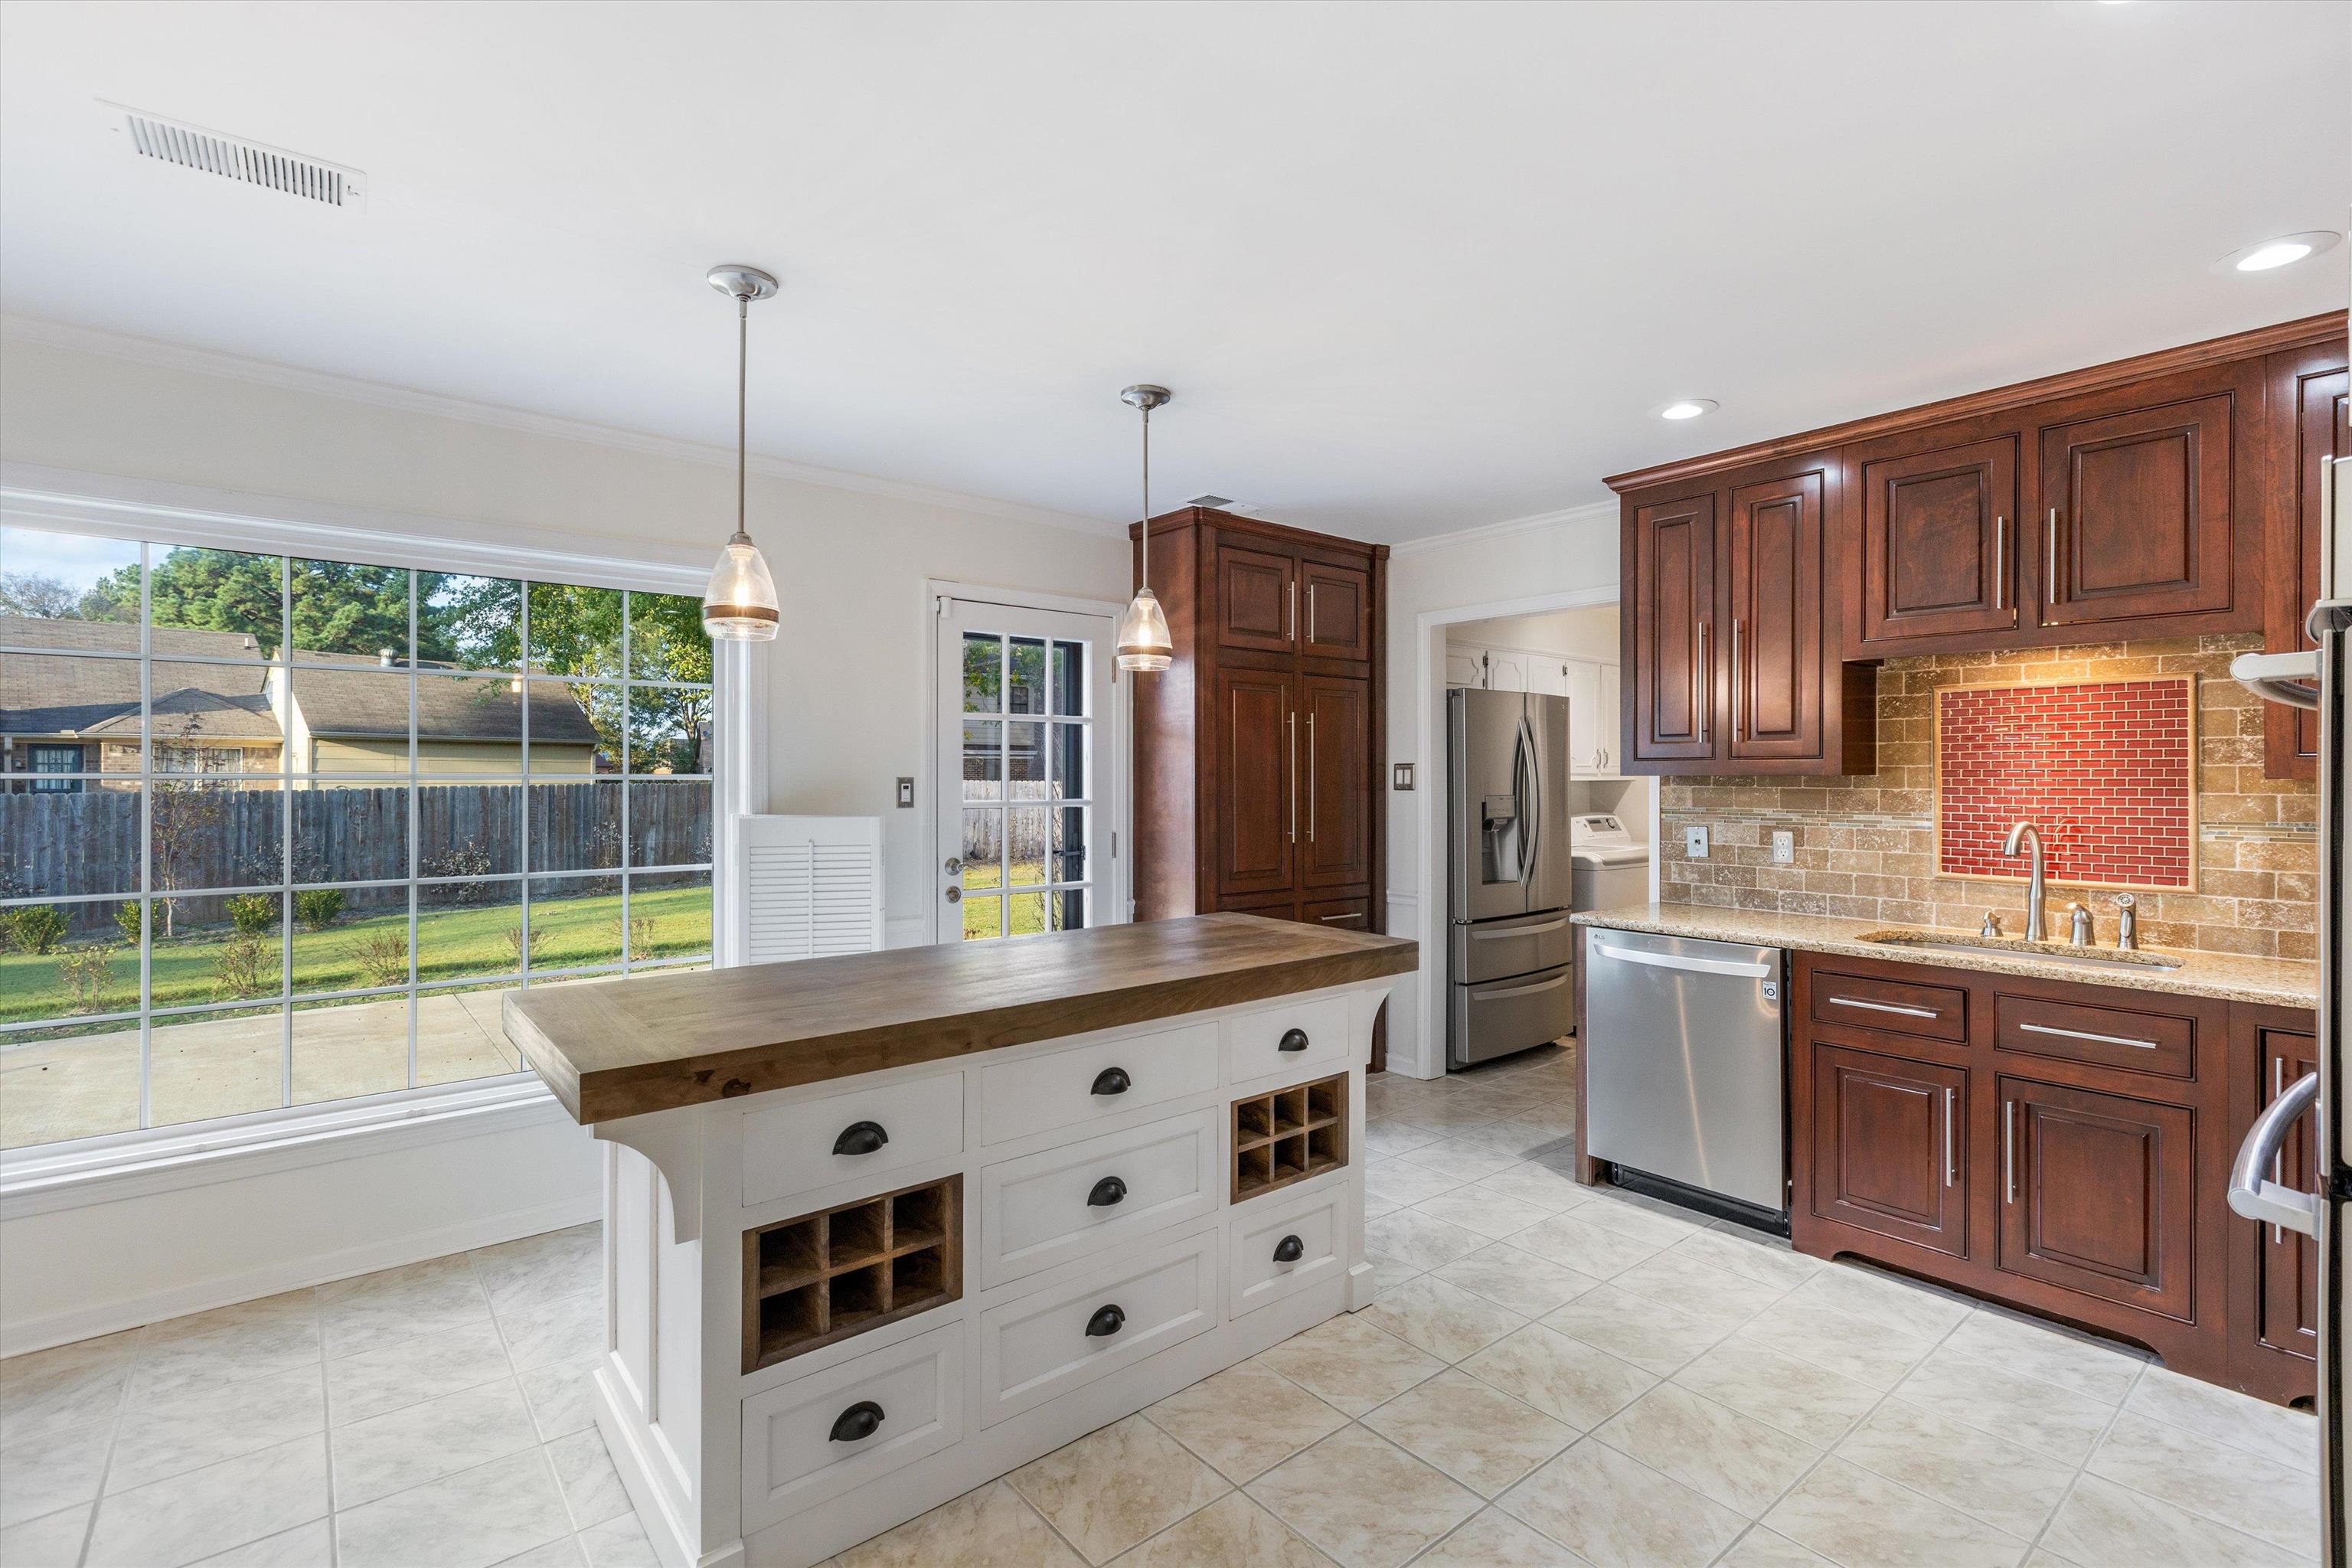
[1856,929,2184,971]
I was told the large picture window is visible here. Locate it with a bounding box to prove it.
[0,524,717,1151]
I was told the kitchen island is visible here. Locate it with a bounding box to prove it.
[504,913,1414,1568]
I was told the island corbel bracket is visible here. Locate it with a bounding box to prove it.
[593,1104,704,1243]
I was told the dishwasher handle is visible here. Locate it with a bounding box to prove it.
[1591,942,1774,980]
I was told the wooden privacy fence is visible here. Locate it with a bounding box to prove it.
[0,781,713,930]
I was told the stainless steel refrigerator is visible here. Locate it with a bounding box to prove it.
[2230,447,2347,1563]
[1447,686,1574,1069]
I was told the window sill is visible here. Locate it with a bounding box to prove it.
[0,1076,578,1220]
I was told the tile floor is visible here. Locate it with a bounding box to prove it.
[0,1044,2321,1568]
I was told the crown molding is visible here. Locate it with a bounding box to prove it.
[0,314,1122,540]
[1390,498,1617,558]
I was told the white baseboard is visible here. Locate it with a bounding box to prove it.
[0,1190,599,1358]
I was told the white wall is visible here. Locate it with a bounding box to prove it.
[1380,505,1622,1075]
[1446,605,1620,662]
[0,326,1127,1348]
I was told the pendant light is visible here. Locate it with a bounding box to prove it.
[701,264,782,642]
[1115,384,1174,673]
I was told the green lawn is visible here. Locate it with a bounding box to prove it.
[0,885,711,1026]
[961,861,1054,939]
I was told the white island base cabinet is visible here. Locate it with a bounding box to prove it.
[584,978,1392,1568]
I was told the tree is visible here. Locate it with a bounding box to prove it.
[79,552,457,661]
[0,571,80,618]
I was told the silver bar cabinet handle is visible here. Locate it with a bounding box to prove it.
[1286,708,1297,843]
[1287,580,1295,641]
[2004,1100,2016,1204]
[1308,710,1317,841]
[2046,509,2059,606]
[1829,995,1938,1019]
[1731,617,1743,742]
[2271,1058,2285,1244]
[1943,1086,1955,1188]
[1696,622,1710,744]
[1308,583,1318,644]
[1993,515,2005,611]
[2017,1021,2157,1051]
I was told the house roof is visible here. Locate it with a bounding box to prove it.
[0,616,599,747]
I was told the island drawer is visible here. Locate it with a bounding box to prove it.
[740,1321,962,1530]
[1228,995,1353,1083]
[977,1021,1221,1146]
[978,1229,1217,1427]
[1230,1181,1344,1318]
[1810,969,1968,1044]
[1994,990,2200,1080]
[741,1073,965,1208]
[976,1108,1220,1289]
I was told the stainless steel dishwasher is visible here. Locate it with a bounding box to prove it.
[1584,926,1787,1227]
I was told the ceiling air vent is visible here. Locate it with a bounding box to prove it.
[1185,494,1236,510]
[107,103,364,210]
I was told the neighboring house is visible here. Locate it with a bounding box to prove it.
[0,616,602,787]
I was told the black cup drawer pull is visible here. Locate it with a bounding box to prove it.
[828,1400,885,1442]
[1279,1028,1309,1053]
[833,1121,889,1158]
[1085,1304,1125,1338]
[1272,1234,1305,1263]
[1090,1067,1132,1096]
[1087,1175,1128,1207]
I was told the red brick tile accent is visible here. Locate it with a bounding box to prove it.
[1936,678,2194,889]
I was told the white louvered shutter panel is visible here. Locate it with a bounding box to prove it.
[734,815,884,964]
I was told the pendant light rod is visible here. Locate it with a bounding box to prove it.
[1115,384,1174,675]
[736,292,749,543]
[701,265,782,643]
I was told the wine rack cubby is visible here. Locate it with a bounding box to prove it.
[1231,1073,1348,1203]
[740,1174,962,1373]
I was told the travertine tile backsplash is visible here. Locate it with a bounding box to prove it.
[1657,633,2321,960]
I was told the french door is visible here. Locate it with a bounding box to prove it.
[934,596,1118,943]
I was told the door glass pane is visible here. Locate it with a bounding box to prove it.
[962,809,1001,891]
[1053,807,1087,884]
[960,894,1001,942]
[961,720,1002,800]
[1050,641,1084,717]
[1008,638,1046,715]
[1051,889,1086,933]
[1048,722,1084,801]
[1007,721,1046,788]
[962,633,1002,714]
[1006,807,1048,887]
[1007,891,1046,938]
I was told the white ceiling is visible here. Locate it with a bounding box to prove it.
[2,2,2343,544]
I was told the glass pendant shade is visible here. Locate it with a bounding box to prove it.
[1115,586,1173,672]
[702,532,781,642]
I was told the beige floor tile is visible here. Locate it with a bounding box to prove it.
[547,1427,632,1530]
[0,1331,137,1444]
[1,1504,93,1568]
[1835,1396,2073,1540]
[1361,1255,1424,1300]
[517,1355,602,1442]
[1386,1099,1505,1132]
[1391,1140,1529,1183]
[194,1517,338,1566]
[1719,1526,1836,1567]
[1246,1426,1479,1568]
[1460,1323,1655,1431]
[1433,1243,1604,1318]
[2041,1473,2308,1568]
[1498,1438,1745,1568]
[330,1377,541,1508]
[0,1419,109,1530]
[1939,1308,2145,1406]
[1762,1457,2028,1568]
[1668,1228,1818,1292]
[1416,1508,1589,1566]
[87,1432,329,1568]
[1892,1345,2118,1465]
[325,1319,514,1427]
[1361,1120,1445,1160]
[1410,1187,1556,1240]
[1671,1342,1880,1449]
[1364,1160,1469,1209]
[1108,1491,1330,1568]
[1360,1276,1527,1363]
[319,1255,493,1360]
[1253,1315,1446,1417]
[1009,1414,1229,1564]
[1540,1284,1731,1376]
[1785,1263,1971,1343]
[1441,1122,1571,1161]
[2086,1411,2319,1557]
[1364,1209,1489,1273]
[1728,1296,1934,1392]
[468,1225,602,1316]
[576,1510,658,1568]
[2125,1364,2319,1476]
[332,1448,572,1568]
[1608,1246,1795,1331]
[1508,1211,1666,1279]
[1464,1163,1595,1214]
[1144,1361,1348,1484]
[1568,1191,1711,1248]
[129,1295,323,1405]
[106,1364,325,1494]
[1595,1383,1818,1518]
[495,1287,604,1373]
[1360,1370,1576,1498]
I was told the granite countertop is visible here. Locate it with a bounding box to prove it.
[1572,903,2318,1009]
[505,913,1416,1123]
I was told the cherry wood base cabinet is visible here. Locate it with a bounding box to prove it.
[1609,312,2346,779]
[1131,508,1389,1059]
[1789,951,2315,1405]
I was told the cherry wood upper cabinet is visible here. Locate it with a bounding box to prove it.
[2032,388,2239,631]
[1299,558,1373,663]
[1996,1076,2197,1325]
[1300,674,1371,890]
[1808,1043,1967,1258]
[1211,665,1295,902]
[2263,347,2348,779]
[1726,469,1825,761]
[1624,492,1717,766]
[1848,427,2020,651]
[1214,544,1296,655]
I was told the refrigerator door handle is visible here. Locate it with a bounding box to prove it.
[1518,714,1542,886]
[2230,649,2322,711]
[2229,1070,2321,1237]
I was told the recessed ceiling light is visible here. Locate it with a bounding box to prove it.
[1655,399,1717,420]
[2213,230,2341,275]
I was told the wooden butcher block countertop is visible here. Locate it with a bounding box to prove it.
[504,913,1418,1123]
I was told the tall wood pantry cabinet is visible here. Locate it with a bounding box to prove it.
[1129,508,1389,1052]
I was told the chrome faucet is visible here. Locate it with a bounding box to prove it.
[2002,822,2047,940]
[2114,893,2138,950]
[2069,901,2092,946]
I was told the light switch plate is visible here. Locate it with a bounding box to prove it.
[1392,763,1415,791]
[1685,826,1710,860]
[895,776,915,808]
[1772,830,1794,864]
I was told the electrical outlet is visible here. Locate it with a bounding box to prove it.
[1684,826,1710,860]
[1772,830,1795,864]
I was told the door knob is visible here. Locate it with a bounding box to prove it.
[1090,1067,1131,1096]
[1087,1175,1128,1207]
[828,1400,885,1442]
[1279,1028,1309,1053]
[943,857,962,874]
[1086,1303,1125,1337]
[833,1121,889,1157]
[1272,1234,1305,1263]
[944,886,962,903]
